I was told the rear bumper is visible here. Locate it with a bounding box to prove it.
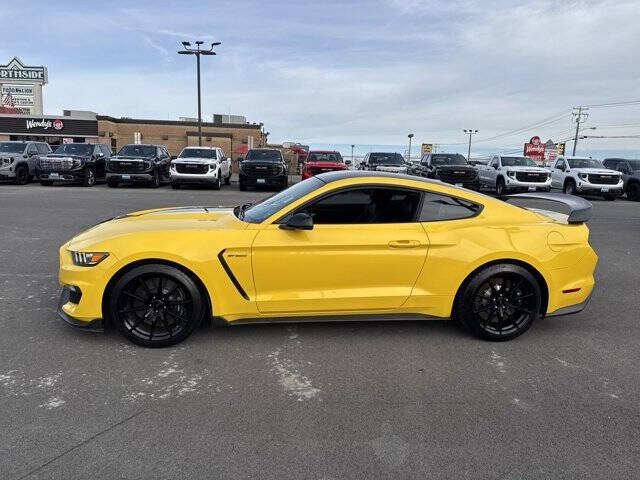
[546,291,592,317]
[57,286,104,332]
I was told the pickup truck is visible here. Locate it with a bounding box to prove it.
[550,156,623,200]
[412,152,479,189]
[107,144,171,188]
[602,158,640,201]
[170,146,231,190]
[478,154,551,195]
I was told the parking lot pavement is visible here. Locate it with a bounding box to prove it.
[1,182,639,479]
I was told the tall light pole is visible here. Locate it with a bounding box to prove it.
[407,133,414,162]
[464,129,478,162]
[351,144,355,165]
[178,40,221,146]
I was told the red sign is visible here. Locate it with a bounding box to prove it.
[524,135,545,162]
[53,119,63,130]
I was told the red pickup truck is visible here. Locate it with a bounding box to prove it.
[301,150,348,179]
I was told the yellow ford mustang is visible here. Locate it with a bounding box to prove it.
[58,171,596,347]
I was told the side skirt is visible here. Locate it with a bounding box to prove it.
[213,313,450,326]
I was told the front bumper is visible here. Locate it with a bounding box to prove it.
[0,165,17,179]
[504,177,552,191]
[575,181,623,194]
[107,172,154,183]
[239,174,286,186]
[171,169,218,184]
[38,169,84,182]
[57,286,104,332]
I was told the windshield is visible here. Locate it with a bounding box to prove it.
[369,153,404,165]
[431,154,467,166]
[241,177,324,223]
[245,150,282,162]
[501,156,537,167]
[117,145,157,157]
[0,142,27,154]
[626,160,640,170]
[179,148,216,159]
[567,158,603,169]
[54,144,93,156]
[307,152,343,163]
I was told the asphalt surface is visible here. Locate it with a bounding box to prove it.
[1,181,639,480]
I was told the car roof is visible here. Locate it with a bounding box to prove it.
[183,146,216,149]
[314,169,441,186]
[309,150,340,154]
[121,143,162,147]
[248,148,279,151]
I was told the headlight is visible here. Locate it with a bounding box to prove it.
[2,157,13,165]
[73,158,83,168]
[578,172,588,181]
[507,170,517,178]
[70,251,109,267]
[170,163,176,170]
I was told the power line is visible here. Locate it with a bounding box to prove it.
[473,110,572,144]
[585,100,640,108]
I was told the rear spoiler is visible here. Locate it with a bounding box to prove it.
[505,192,593,224]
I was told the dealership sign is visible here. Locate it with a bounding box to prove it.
[0,57,47,84]
[524,135,545,162]
[421,143,433,155]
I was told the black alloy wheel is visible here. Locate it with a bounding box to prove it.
[626,183,640,201]
[109,264,204,347]
[456,264,541,341]
[83,167,96,187]
[151,169,161,188]
[14,165,29,185]
[563,180,575,195]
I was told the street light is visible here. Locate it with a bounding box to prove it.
[463,129,478,162]
[351,144,355,165]
[178,40,221,146]
[407,133,414,162]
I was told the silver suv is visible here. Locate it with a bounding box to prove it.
[0,141,51,184]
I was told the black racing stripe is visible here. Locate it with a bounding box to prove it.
[217,249,249,300]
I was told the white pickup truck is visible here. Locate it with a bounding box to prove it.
[170,146,232,190]
[550,156,623,200]
[478,154,551,195]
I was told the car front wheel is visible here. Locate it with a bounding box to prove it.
[496,178,506,196]
[563,180,576,195]
[455,264,541,341]
[108,264,205,347]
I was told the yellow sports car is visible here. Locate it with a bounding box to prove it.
[58,171,597,347]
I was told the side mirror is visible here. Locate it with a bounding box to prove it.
[227,157,232,162]
[171,155,177,160]
[279,212,313,231]
[493,164,498,170]
[97,153,104,158]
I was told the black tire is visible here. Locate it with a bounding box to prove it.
[454,263,541,341]
[626,182,640,201]
[83,167,96,187]
[108,264,205,347]
[212,172,221,190]
[563,180,576,195]
[40,180,53,186]
[224,171,231,185]
[151,169,160,188]
[495,177,506,196]
[171,183,181,190]
[107,180,118,188]
[14,165,29,185]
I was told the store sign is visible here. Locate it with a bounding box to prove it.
[0,115,97,137]
[2,84,34,96]
[524,135,545,162]
[26,118,64,131]
[0,57,47,84]
[557,143,565,155]
[421,143,433,155]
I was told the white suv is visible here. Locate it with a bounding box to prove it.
[550,156,623,200]
[170,146,231,190]
[478,155,551,195]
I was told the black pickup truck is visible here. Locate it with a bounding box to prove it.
[411,153,479,189]
[37,143,111,186]
[106,144,172,188]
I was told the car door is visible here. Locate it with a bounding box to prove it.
[551,158,564,187]
[251,186,429,314]
[485,157,498,186]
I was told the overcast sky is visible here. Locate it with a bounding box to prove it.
[1,0,639,153]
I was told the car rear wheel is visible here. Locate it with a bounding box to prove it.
[109,264,205,347]
[14,165,29,185]
[626,182,640,201]
[563,180,576,195]
[455,264,541,341]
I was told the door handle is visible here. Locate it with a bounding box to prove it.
[388,240,421,249]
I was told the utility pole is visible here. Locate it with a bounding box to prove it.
[464,129,478,162]
[571,106,589,155]
[407,133,414,162]
[351,144,355,164]
[178,40,221,146]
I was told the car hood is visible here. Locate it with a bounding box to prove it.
[172,158,215,164]
[305,161,346,168]
[501,166,549,172]
[570,167,619,175]
[67,206,245,250]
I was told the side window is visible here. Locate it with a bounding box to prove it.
[419,192,482,222]
[27,144,38,155]
[36,143,47,154]
[556,159,565,170]
[157,147,163,158]
[100,145,110,157]
[298,187,421,224]
[490,157,499,168]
